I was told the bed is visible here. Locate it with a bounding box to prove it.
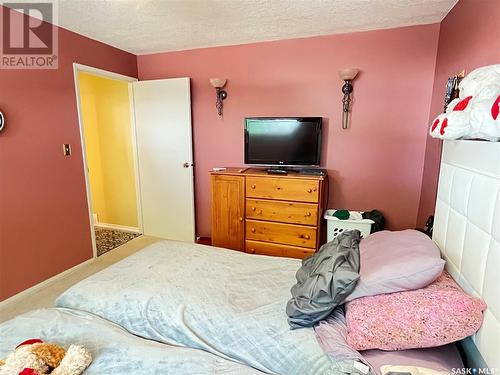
[55,241,339,374]
[432,140,500,369]
[2,140,497,374]
[0,308,262,374]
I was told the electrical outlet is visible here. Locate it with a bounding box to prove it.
[63,143,71,156]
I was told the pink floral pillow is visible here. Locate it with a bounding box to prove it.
[346,271,487,351]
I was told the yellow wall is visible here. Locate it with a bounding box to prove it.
[79,72,138,228]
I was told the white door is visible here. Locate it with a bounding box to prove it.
[133,78,195,241]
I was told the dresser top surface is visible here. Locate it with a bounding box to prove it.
[210,167,326,180]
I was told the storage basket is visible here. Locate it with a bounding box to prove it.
[324,209,374,242]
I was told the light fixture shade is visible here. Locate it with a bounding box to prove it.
[210,78,227,88]
[338,68,359,81]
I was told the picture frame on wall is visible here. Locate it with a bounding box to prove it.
[443,70,465,111]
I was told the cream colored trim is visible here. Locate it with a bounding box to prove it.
[72,63,140,258]
[73,64,98,258]
[128,84,144,233]
[0,258,94,309]
[73,63,137,83]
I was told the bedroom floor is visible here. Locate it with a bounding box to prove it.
[95,227,141,256]
[0,235,161,323]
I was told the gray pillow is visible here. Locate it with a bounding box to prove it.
[345,230,445,302]
[287,230,361,329]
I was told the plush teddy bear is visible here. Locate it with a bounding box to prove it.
[429,64,500,141]
[0,339,92,375]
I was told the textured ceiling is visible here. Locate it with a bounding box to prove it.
[50,0,457,54]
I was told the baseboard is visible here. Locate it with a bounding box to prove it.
[95,222,141,234]
[0,258,94,308]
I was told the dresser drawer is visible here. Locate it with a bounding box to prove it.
[246,177,319,203]
[246,219,316,248]
[246,199,318,226]
[246,240,314,259]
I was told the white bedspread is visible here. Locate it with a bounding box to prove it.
[0,308,262,374]
[56,241,339,374]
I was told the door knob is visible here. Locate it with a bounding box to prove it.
[183,162,192,168]
[239,217,243,222]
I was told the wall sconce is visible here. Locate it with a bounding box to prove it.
[338,68,359,129]
[0,110,4,133]
[210,78,228,117]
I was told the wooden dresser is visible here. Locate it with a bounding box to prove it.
[211,168,327,259]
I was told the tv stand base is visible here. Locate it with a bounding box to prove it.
[266,167,288,175]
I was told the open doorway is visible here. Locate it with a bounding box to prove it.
[74,64,142,257]
[75,65,196,255]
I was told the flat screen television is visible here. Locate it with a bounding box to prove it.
[244,117,322,166]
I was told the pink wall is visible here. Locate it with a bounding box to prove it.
[138,24,440,237]
[0,8,137,301]
[417,0,500,226]
[9,4,491,301]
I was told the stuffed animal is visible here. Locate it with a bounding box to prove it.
[0,339,92,375]
[429,64,500,141]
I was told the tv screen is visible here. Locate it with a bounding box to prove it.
[244,117,322,166]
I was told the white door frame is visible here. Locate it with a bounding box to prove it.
[72,63,142,258]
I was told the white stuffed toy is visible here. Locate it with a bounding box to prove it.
[0,339,92,375]
[430,64,500,141]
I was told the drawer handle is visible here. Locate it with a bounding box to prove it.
[276,186,282,190]
[301,234,310,240]
[251,184,256,189]
[239,217,243,222]
[251,207,256,211]
[305,212,312,217]
[307,189,313,193]
[251,228,256,233]
[249,248,255,253]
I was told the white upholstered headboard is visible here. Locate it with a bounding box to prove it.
[433,140,500,369]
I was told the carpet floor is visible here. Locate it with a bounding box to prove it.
[95,227,141,256]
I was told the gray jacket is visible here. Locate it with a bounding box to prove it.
[286,230,361,329]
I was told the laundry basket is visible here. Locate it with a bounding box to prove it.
[324,209,374,242]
